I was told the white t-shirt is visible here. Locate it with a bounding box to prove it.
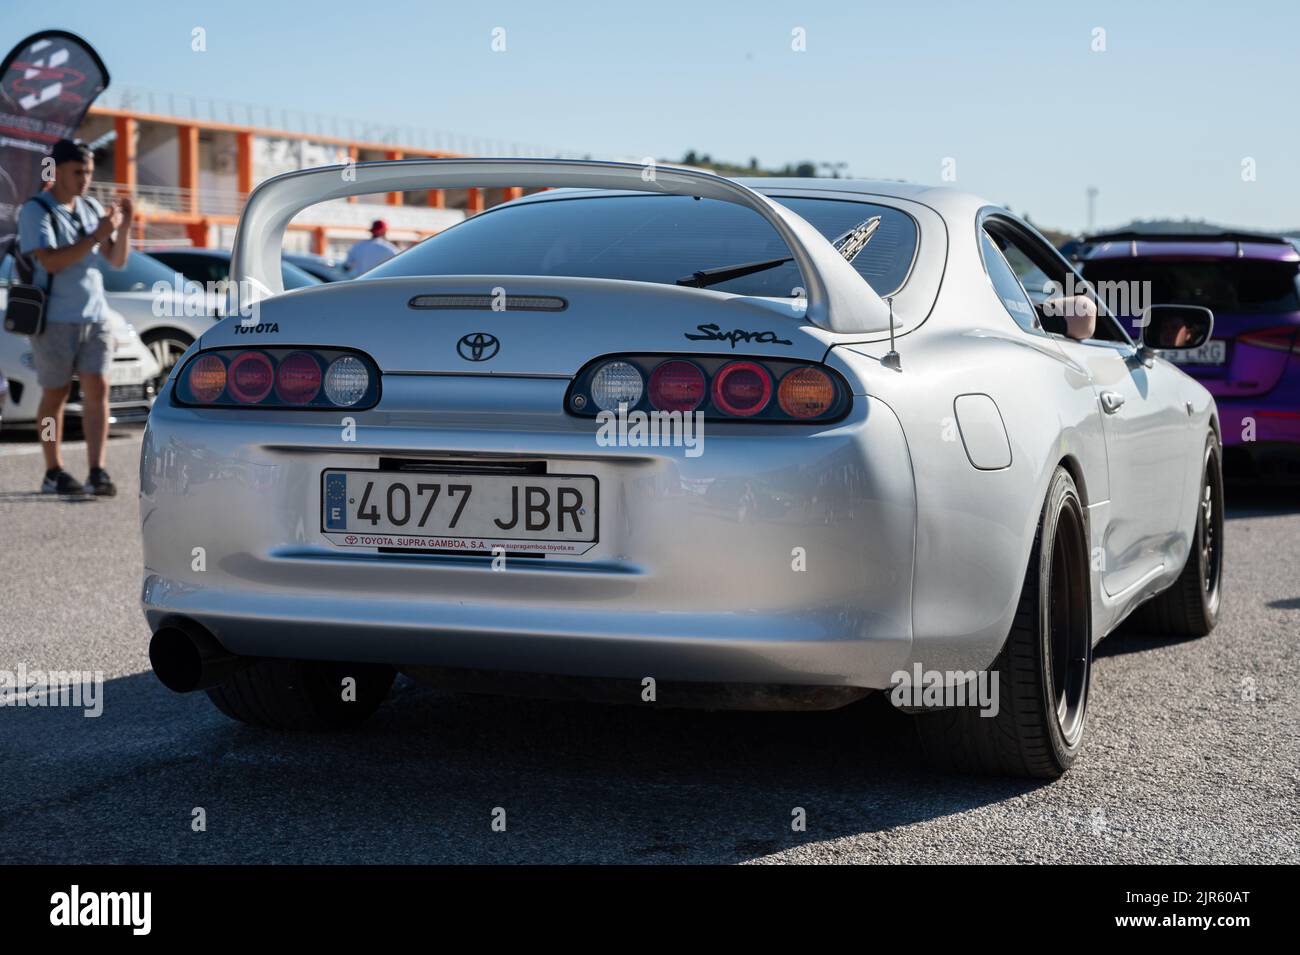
[344,237,398,276]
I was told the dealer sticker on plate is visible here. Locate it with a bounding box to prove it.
[321,470,599,556]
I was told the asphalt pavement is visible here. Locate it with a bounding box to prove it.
[0,427,1296,863]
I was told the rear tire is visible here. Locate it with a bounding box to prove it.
[915,467,1092,778]
[1133,434,1223,637]
[206,658,396,730]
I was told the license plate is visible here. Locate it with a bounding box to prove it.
[1158,340,1227,365]
[109,364,145,385]
[320,470,599,556]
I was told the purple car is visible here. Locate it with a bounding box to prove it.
[1081,232,1300,480]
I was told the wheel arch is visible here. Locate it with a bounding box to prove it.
[140,325,195,343]
[1056,452,1088,508]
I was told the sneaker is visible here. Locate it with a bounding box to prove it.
[42,468,86,495]
[84,467,117,497]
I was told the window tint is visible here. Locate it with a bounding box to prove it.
[367,194,919,298]
[980,231,1038,332]
[996,240,1054,305]
[1082,259,1300,318]
[151,253,225,285]
[97,251,181,292]
[280,261,322,289]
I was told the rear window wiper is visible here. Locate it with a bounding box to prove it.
[676,256,792,289]
[675,216,883,290]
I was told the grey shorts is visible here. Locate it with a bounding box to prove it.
[31,320,115,389]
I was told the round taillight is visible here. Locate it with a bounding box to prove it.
[712,361,772,417]
[778,366,836,418]
[186,353,227,403]
[275,351,322,405]
[323,356,370,407]
[590,360,643,411]
[647,360,706,412]
[227,351,274,404]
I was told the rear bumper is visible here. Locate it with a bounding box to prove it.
[1215,399,1300,447]
[140,374,919,691]
[1206,346,1300,449]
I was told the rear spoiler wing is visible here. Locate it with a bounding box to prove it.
[229,158,893,334]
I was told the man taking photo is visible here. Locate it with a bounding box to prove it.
[17,138,132,496]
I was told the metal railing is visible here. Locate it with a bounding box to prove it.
[95,84,591,159]
[88,182,471,234]
[89,182,246,217]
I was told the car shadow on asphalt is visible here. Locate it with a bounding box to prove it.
[1224,481,1300,518]
[1094,626,1202,659]
[1,669,1049,864]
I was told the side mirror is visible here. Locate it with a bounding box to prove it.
[1138,304,1214,360]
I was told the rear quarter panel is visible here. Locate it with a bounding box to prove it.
[830,228,1112,674]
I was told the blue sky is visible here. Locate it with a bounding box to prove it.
[9,0,1298,232]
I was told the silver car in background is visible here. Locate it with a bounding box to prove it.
[140,160,1223,778]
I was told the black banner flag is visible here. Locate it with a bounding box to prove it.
[0,30,110,261]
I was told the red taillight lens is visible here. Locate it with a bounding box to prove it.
[186,353,227,403]
[227,351,275,404]
[648,360,706,412]
[175,348,379,409]
[275,351,322,404]
[712,361,772,417]
[778,367,836,418]
[1238,326,1299,353]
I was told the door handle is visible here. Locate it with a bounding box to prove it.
[1100,391,1126,414]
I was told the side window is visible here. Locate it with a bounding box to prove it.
[165,254,221,284]
[989,223,1130,344]
[996,240,1054,307]
[980,230,1039,333]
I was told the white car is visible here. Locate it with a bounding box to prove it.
[0,259,162,426]
[91,250,223,391]
[105,249,322,391]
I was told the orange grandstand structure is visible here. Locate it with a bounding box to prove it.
[74,89,558,258]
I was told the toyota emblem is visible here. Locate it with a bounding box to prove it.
[457,332,500,362]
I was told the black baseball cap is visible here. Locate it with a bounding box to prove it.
[50,139,93,165]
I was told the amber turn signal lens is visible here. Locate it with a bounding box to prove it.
[777,366,835,418]
[186,353,227,403]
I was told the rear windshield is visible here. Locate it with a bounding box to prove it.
[1082,258,1300,316]
[366,194,919,298]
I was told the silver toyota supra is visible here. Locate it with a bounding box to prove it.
[140,159,1223,777]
